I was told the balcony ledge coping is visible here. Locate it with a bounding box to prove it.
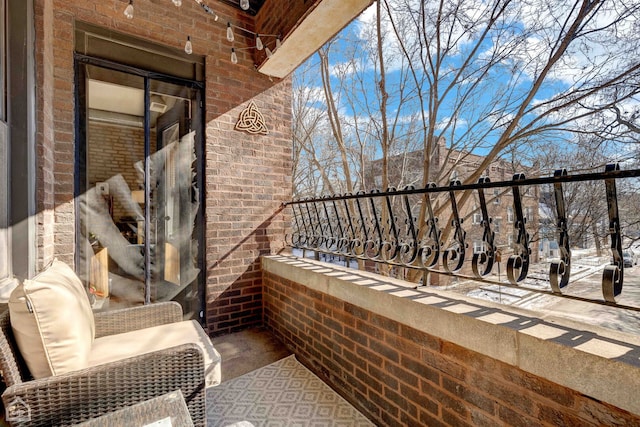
[262,254,640,417]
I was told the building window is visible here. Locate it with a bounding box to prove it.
[525,206,534,222]
[493,188,500,204]
[473,241,485,254]
[508,233,513,248]
[472,206,481,224]
[507,206,514,223]
[494,218,502,233]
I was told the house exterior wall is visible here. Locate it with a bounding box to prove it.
[32,0,297,333]
[34,0,56,271]
[263,256,640,426]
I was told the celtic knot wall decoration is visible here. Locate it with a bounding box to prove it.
[235,101,268,135]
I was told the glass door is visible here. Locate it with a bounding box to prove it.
[76,60,203,320]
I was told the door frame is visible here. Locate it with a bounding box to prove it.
[74,54,206,322]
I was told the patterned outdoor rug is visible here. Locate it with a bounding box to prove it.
[206,355,374,427]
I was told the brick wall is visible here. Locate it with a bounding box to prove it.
[205,82,292,334]
[263,270,640,426]
[34,0,298,330]
[34,0,56,269]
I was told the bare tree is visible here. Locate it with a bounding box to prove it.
[291,0,640,279]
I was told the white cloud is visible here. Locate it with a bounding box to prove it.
[435,115,469,131]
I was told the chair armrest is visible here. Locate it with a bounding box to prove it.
[2,343,205,427]
[94,301,183,338]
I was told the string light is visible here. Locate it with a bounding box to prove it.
[227,22,235,42]
[124,0,134,19]
[120,1,282,68]
[195,0,219,21]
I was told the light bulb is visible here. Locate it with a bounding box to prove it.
[227,23,234,42]
[240,0,250,10]
[184,36,192,54]
[124,0,134,19]
[265,47,273,59]
[275,37,282,49]
[172,0,182,6]
[256,35,263,51]
[231,48,238,64]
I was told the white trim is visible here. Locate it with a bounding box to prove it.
[258,0,374,78]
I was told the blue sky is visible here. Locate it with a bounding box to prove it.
[294,0,640,167]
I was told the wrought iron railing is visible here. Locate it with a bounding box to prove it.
[286,164,640,306]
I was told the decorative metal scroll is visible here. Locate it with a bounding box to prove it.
[422,183,442,268]
[443,180,467,273]
[507,173,530,284]
[602,163,623,303]
[550,169,571,294]
[287,164,640,304]
[472,177,496,278]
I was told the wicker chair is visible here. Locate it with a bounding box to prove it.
[0,302,207,426]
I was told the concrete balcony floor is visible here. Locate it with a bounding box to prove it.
[210,327,292,382]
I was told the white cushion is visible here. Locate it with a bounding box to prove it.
[8,259,95,378]
[88,320,221,387]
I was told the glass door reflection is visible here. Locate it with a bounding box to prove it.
[77,62,202,319]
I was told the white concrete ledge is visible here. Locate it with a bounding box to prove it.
[258,0,373,78]
[262,255,640,416]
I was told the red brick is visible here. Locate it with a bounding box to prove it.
[442,375,496,415]
[537,403,598,427]
[497,405,542,427]
[470,372,534,414]
[499,366,576,408]
[422,348,468,381]
[400,354,439,384]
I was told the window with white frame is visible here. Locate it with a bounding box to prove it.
[507,206,514,223]
[472,206,481,224]
[473,241,485,254]
[507,233,513,248]
[493,188,500,204]
[525,206,534,222]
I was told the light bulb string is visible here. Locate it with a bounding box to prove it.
[233,39,277,51]
[194,0,219,21]
[124,0,282,63]
[228,23,280,39]
[192,0,279,39]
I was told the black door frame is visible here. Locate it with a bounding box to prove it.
[74,54,206,322]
